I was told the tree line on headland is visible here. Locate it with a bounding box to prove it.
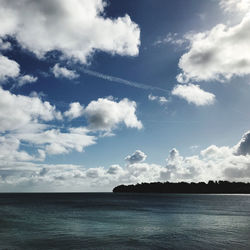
[113,181,250,193]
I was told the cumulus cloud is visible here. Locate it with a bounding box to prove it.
[0,87,96,160]
[172,84,215,106]
[16,127,96,155]
[0,86,61,132]
[0,56,36,87]
[0,86,143,182]
[125,150,147,164]
[64,102,84,120]
[177,1,250,83]
[0,55,20,82]
[0,87,142,162]
[2,131,250,191]
[107,164,124,175]
[165,148,201,181]
[219,0,250,14]
[0,158,167,191]
[0,38,11,50]
[163,131,250,182]
[0,87,95,159]
[0,136,35,162]
[148,94,168,105]
[17,75,38,87]
[86,167,105,179]
[52,64,79,79]
[84,97,142,131]
[126,162,168,183]
[0,0,140,64]
[235,131,250,156]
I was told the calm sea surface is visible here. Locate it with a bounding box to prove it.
[0,193,250,249]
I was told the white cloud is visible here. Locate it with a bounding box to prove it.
[0,87,142,164]
[154,33,186,46]
[126,162,168,183]
[0,38,11,50]
[0,55,20,82]
[17,75,37,87]
[0,0,140,64]
[0,136,35,162]
[107,164,124,175]
[16,127,96,155]
[177,4,250,83]
[86,167,105,179]
[0,87,143,175]
[29,91,46,98]
[64,102,84,120]
[220,0,250,14]
[0,56,36,87]
[172,84,215,106]
[84,97,142,131]
[0,86,61,132]
[125,150,147,164]
[148,94,168,105]
[2,131,250,191]
[0,87,95,158]
[164,148,201,181]
[0,87,94,159]
[52,64,79,79]
[162,131,250,183]
[235,131,250,155]
[0,159,167,191]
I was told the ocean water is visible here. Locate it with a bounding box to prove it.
[0,193,250,249]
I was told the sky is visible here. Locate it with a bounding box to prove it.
[1,0,250,191]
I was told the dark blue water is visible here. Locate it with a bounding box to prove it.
[0,193,250,249]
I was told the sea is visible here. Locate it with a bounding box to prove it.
[0,193,250,249]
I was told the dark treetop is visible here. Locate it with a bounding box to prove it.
[113,181,250,193]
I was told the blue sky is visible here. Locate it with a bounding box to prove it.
[1,0,250,191]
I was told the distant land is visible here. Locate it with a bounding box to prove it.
[113,181,250,194]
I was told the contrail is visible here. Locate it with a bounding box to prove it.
[81,68,169,93]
